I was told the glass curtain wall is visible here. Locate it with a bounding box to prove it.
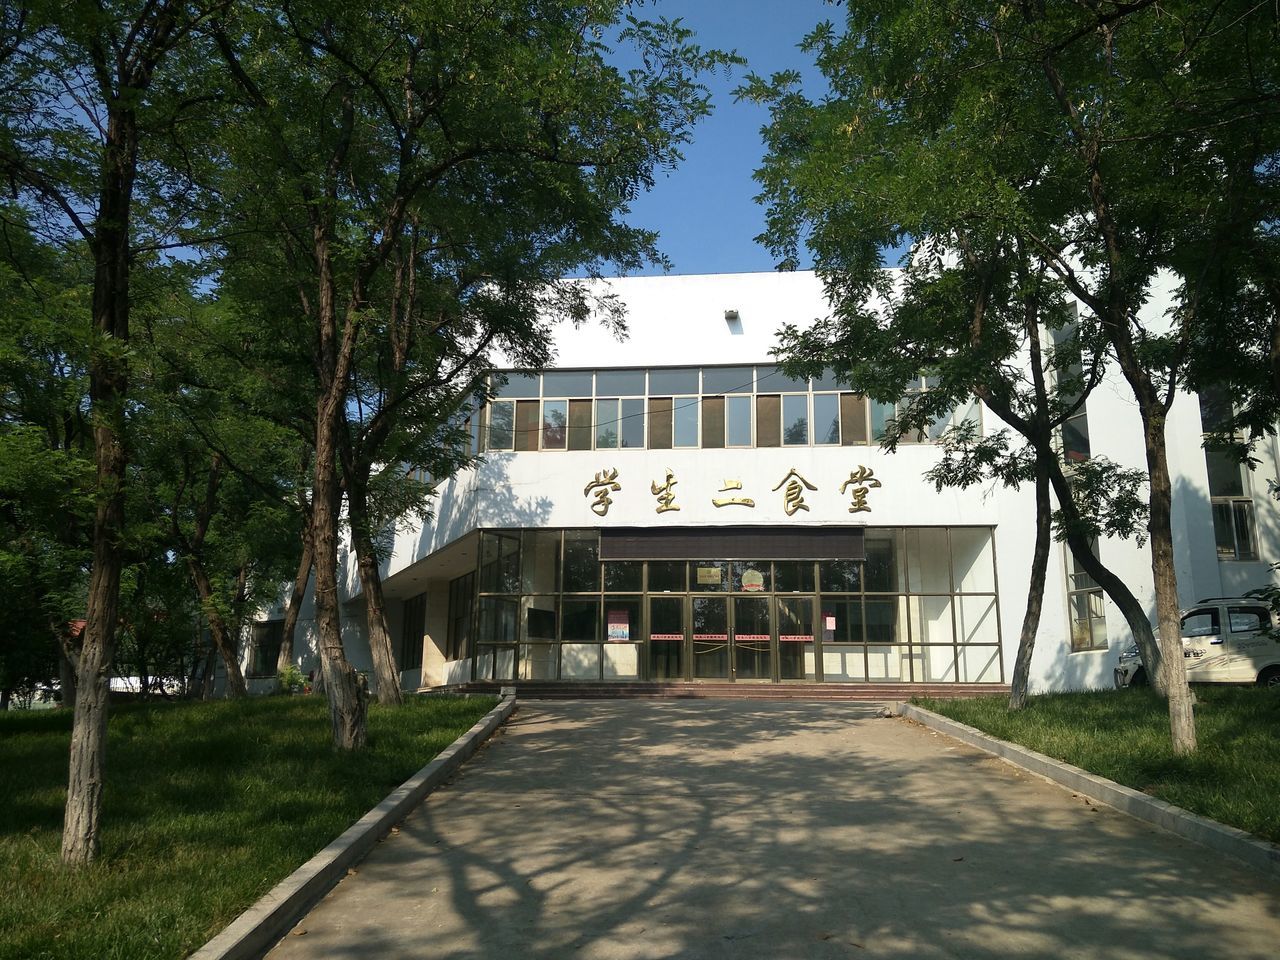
[467,527,1002,683]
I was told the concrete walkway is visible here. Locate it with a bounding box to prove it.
[267,701,1280,960]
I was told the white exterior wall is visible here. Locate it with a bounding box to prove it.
[260,270,1279,695]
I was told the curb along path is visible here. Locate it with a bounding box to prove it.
[189,692,517,960]
[896,701,1280,879]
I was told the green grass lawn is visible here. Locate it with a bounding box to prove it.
[914,686,1280,845]
[0,694,498,960]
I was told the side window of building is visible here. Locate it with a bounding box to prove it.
[400,594,426,670]
[1065,543,1107,652]
[447,572,475,661]
[1050,324,1092,463]
[250,620,285,676]
[1199,387,1258,561]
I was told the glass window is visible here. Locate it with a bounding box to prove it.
[478,532,520,593]
[1232,501,1258,560]
[521,530,561,593]
[514,399,539,451]
[702,366,754,394]
[568,399,593,450]
[648,397,673,449]
[595,398,620,448]
[486,400,514,450]
[542,370,593,397]
[864,532,902,592]
[841,394,868,445]
[907,529,951,593]
[673,397,699,447]
[1229,607,1268,633]
[542,399,567,449]
[813,394,840,445]
[603,561,643,592]
[1199,385,1234,434]
[1063,410,1091,462]
[820,597,863,644]
[1065,540,1107,652]
[726,395,752,446]
[1213,499,1259,560]
[447,572,474,660]
[620,397,645,448]
[692,561,728,592]
[774,561,816,593]
[523,599,558,641]
[864,597,900,644]
[701,397,725,448]
[648,561,686,593]
[731,560,771,593]
[604,597,641,642]
[562,531,599,592]
[561,599,599,642]
[870,400,895,441]
[1205,450,1245,498]
[782,394,809,445]
[812,368,848,391]
[756,395,781,447]
[649,368,699,395]
[950,528,995,593]
[1181,608,1220,638]
[756,365,808,392]
[495,371,540,398]
[820,560,861,592]
[595,369,645,396]
[478,597,518,642]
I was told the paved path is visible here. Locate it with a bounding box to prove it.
[268,701,1280,960]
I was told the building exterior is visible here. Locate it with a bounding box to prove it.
[246,271,1280,695]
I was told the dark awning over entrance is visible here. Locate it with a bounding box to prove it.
[600,526,866,561]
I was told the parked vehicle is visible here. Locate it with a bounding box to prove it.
[1114,597,1280,688]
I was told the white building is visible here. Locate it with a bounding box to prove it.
[247,271,1280,695]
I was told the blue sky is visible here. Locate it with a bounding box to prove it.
[617,1,838,276]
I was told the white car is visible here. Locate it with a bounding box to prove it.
[1114,597,1280,688]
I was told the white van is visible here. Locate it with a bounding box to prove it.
[1114,597,1280,688]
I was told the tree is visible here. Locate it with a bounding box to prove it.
[748,1,1280,753]
[208,0,735,746]
[0,0,229,862]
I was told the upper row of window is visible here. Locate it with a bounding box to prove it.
[494,365,841,400]
[482,367,977,452]
[483,393,980,452]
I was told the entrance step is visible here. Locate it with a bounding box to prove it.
[432,681,1010,702]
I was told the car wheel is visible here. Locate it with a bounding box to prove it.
[1258,666,1280,688]
[1129,667,1148,688]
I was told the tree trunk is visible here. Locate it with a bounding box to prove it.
[1142,412,1197,754]
[1009,456,1053,709]
[1045,458,1165,693]
[185,556,247,697]
[63,543,122,866]
[345,476,403,705]
[312,391,368,749]
[199,638,218,700]
[62,99,137,867]
[276,530,313,675]
[56,640,78,709]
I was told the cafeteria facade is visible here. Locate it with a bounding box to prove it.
[248,271,1280,695]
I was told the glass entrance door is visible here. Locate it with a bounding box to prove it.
[648,595,685,680]
[692,596,730,678]
[733,596,773,680]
